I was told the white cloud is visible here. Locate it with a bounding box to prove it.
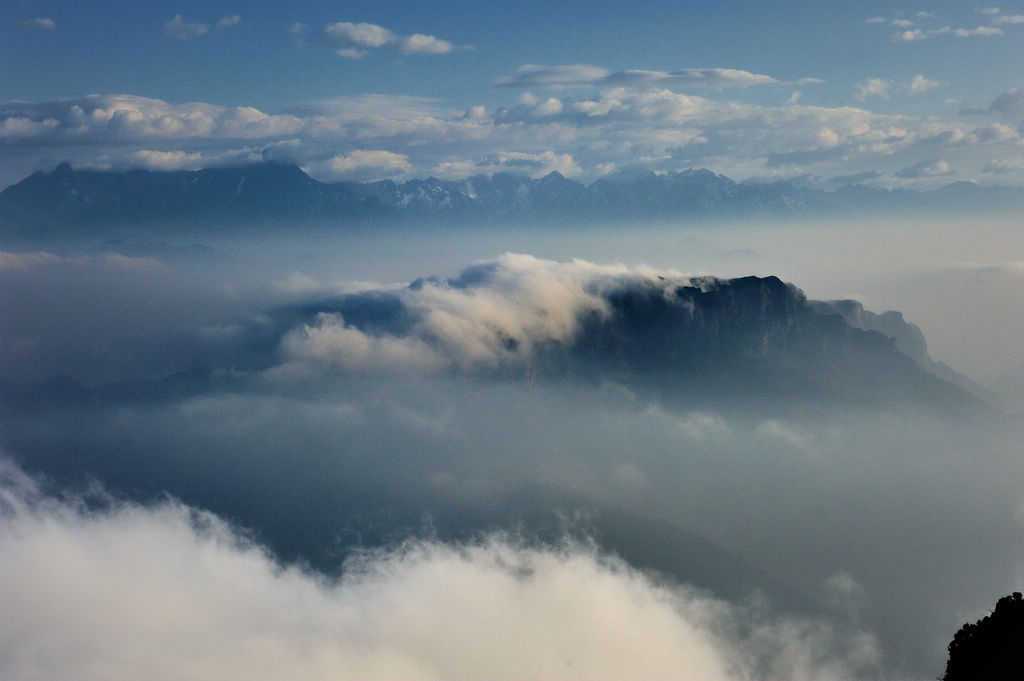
[948,25,1003,36]
[322,22,396,48]
[18,17,55,30]
[397,34,455,55]
[992,14,1024,24]
[532,98,564,116]
[892,29,927,41]
[319,21,457,56]
[908,75,941,94]
[164,15,210,40]
[217,15,241,29]
[977,6,1002,15]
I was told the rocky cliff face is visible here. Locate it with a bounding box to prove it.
[559,275,975,410]
[810,299,1000,405]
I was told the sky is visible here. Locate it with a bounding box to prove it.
[3,1,1024,189]
[5,5,1024,680]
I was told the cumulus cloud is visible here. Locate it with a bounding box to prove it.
[17,17,55,30]
[992,13,1024,24]
[496,64,779,90]
[217,15,241,29]
[0,458,883,681]
[397,33,456,55]
[164,15,210,39]
[319,21,457,57]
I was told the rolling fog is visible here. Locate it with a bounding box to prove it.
[2,216,1023,680]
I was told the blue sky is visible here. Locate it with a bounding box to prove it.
[3,1,1024,188]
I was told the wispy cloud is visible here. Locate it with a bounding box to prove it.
[892,25,1002,41]
[870,10,1011,40]
[216,15,241,29]
[495,64,781,90]
[164,15,209,39]
[17,17,55,31]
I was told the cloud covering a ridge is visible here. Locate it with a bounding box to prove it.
[3,244,1024,679]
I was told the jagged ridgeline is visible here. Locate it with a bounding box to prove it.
[4,258,979,415]
[4,161,1024,236]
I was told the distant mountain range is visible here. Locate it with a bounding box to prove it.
[4,162,1024,238]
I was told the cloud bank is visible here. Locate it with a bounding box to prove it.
[0,458,884,681]
[2,80,1022,188]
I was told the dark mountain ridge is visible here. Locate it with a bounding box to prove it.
[0,271,985,415]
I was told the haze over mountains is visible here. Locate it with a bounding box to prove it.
[5,161,1024,237]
